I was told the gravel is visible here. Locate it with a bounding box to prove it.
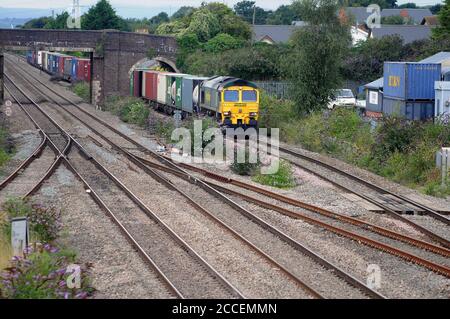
[31,166,174,299]
[80,138,314,299]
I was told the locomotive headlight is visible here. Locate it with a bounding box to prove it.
[249,112,258,117]
[223,111,231,116]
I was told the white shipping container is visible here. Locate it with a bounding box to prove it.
[157,73,167,104]
[141,71,147,97]
[435,81,450,118]
[37,51,43,66]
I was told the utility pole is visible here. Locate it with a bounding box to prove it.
[0,51,4,105]
[252,5,256,25]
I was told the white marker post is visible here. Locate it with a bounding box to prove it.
[11,217,29,257]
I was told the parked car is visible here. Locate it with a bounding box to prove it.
[328,89,357,109]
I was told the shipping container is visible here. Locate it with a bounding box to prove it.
[166,74,186,108]
[42,51,48,71]
[383,97,434,120]
[142,71,158,101]
[76,59,91,82]
[181,76,208,113]
[37,51,43,66]
[157,73,169,104]
[384,62,441,100]
[63,58,73,80]
[435,81,450,118]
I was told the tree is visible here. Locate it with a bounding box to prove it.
[22,17,52,29]
[203,33,244,53]
[285,0,351,114]
[433,0,450,39]
[342,0,396,9]
[155,21,187,36]
[221,14,252,40]
[44,12,70,29]
[172,6,195,20]
[398,3,417,9]
[150,12,169,25]
[185,9,220,42]
[82,0,128,31]
[381,15,414,25]
[430,4,443,15]
[266,5,299,25]
[234,0,270,24]
[341,35,404,82]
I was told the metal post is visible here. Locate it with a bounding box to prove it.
[0,51,4,105]
[89,52,93,105]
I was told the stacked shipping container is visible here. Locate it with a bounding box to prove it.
[382,62,442,120]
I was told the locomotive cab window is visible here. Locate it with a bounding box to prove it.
[224,90,239,102]
[242,90,257,102]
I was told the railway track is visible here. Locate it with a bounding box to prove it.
[8,54,448,298]
[272,143,450,246]
[2,67,247,299]
[6,54,389,299]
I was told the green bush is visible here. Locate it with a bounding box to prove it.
[72,82,90,102]
[252,160,296,189]
[230,147,260,176]
[2,199,62,243]
[104,96,150,127]
[120,101,150,127]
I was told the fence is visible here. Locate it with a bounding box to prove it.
[255,80,364,100]
[254,81,292,100]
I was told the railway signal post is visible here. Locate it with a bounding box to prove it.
[0,50,4,104]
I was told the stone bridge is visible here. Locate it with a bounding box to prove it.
[0,29,178,105]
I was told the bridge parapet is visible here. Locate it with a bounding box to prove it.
[0,29,178,104]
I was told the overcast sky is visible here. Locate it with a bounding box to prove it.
[0,0,444,10]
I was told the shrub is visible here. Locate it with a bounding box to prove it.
[120,101,150,127]
[230,147,260,176]
[72,82,90,102]
[104,96,150,127]
[2,199,62,243]
[252,159,296,189]
[0,244,94,299]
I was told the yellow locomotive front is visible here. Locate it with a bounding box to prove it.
[221,85,259,128]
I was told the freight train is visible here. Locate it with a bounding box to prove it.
[131,70,260,128]
[26,51,91,83]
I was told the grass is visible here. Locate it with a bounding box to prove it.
[252,159,296,189]
[72,82,90,102]
[0,211,12,270]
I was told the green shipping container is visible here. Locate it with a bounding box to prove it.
[175,77,183,109]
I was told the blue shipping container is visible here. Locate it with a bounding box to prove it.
[383,97,434,120]
[383,62,441,100]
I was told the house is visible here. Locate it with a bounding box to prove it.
[252,25,300,44]
[252,22,368,45]
[343,7,372,25]
[381,8,432,24]
[371,25,433,44]
[421,16,439,26]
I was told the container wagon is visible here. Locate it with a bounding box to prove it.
[27,50,91,83]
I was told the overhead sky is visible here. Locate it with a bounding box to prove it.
[0,0,444,10]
